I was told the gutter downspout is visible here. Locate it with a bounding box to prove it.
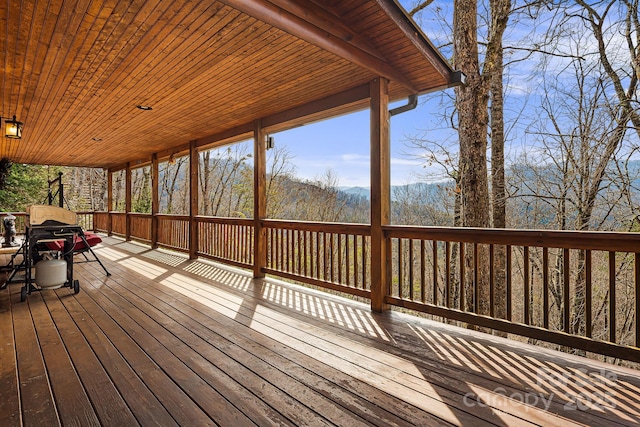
[389,94,418,117]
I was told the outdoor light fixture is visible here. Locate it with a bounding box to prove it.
[3,115,23,139]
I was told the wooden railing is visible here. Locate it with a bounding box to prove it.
[94,211,110,233]
[384,226,640,362]
[11,209,640,362]
[76,211,94,230]
[2,211,92,233]
[110,212,127,237]
[263,220,371,298]
[197,216,254,269]
[157,214,190,252]
[129,213,152,243]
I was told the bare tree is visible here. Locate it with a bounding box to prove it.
[199,143,253,217]
[131,166,151,213]
[159,156,189,215]
[510,21,640,349]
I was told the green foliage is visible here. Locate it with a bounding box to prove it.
[0,158,12,189]
[0,164,67,211]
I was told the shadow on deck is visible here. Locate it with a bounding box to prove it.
[1,236,639,426]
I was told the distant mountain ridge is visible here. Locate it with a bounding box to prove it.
[339,181,455,202]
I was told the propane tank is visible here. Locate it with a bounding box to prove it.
[35,259,67,288]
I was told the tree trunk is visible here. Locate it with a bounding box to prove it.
[454,0,491,315]
[489,0,510,321]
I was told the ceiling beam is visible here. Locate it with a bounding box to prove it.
[218,0,419,92]
[267,0,386,61]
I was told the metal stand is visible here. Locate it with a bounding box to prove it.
[74,230,111,276]
[19,223,82,301]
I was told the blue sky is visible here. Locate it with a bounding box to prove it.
[269,95,454,188]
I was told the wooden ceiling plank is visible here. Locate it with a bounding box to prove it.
[8,0,35,116]
[22,0,122,161]
[37,0,205,164]
[37,0,191,161]
[9,0,66,160]
[52,0,166,122]
[15,0,60,119]
[27,3,126,163]
[374,0,455,82]
[85,36,333,163]
[54,0,172,122]
[0,0,10,156]
[63,9,267,156]
[218,0,418,91]
[1,0,23,127]
[126,36,329,130]
[69,0,204,114]
[166,50,355,121]
[91,29,298,152]
[89,20,284,127]
[52,3,242,147]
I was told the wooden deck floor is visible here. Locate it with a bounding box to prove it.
[1,236,640,426]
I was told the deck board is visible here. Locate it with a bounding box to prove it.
[2,236,640,426]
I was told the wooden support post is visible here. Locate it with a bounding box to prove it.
[107,170,113,236]
[370,77,390,312]
[253,119,267,278]
[151,153,159,248]
[189,141,199,259]
[125,163,132,241]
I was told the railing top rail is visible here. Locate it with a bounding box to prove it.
[384,225,640,252]
[263,219,371,235]
[196,216,253,225]
[156,214,190,220]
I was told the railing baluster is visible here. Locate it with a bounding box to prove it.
[489,244,494,318]
[524,246,530,325]
[636,253,640,347]
[506,245,512,321]
[338,234,343,285]
[353,235,358,288]
[409,239,415,301]
[585,250,592,338]
[362,235,367,290]
[445,241,451,308]
[329,233,336,282]
[460,242,465,311]
[433,240,438,306]
[398,238,403,298]
[303,230,308,278]
[474,243,479,313]
[543,247,549,329]
[609,251,616,343]
[312,231,318,279]
[564,248,570,334]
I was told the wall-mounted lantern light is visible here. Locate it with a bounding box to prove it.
[4,115,23,139]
